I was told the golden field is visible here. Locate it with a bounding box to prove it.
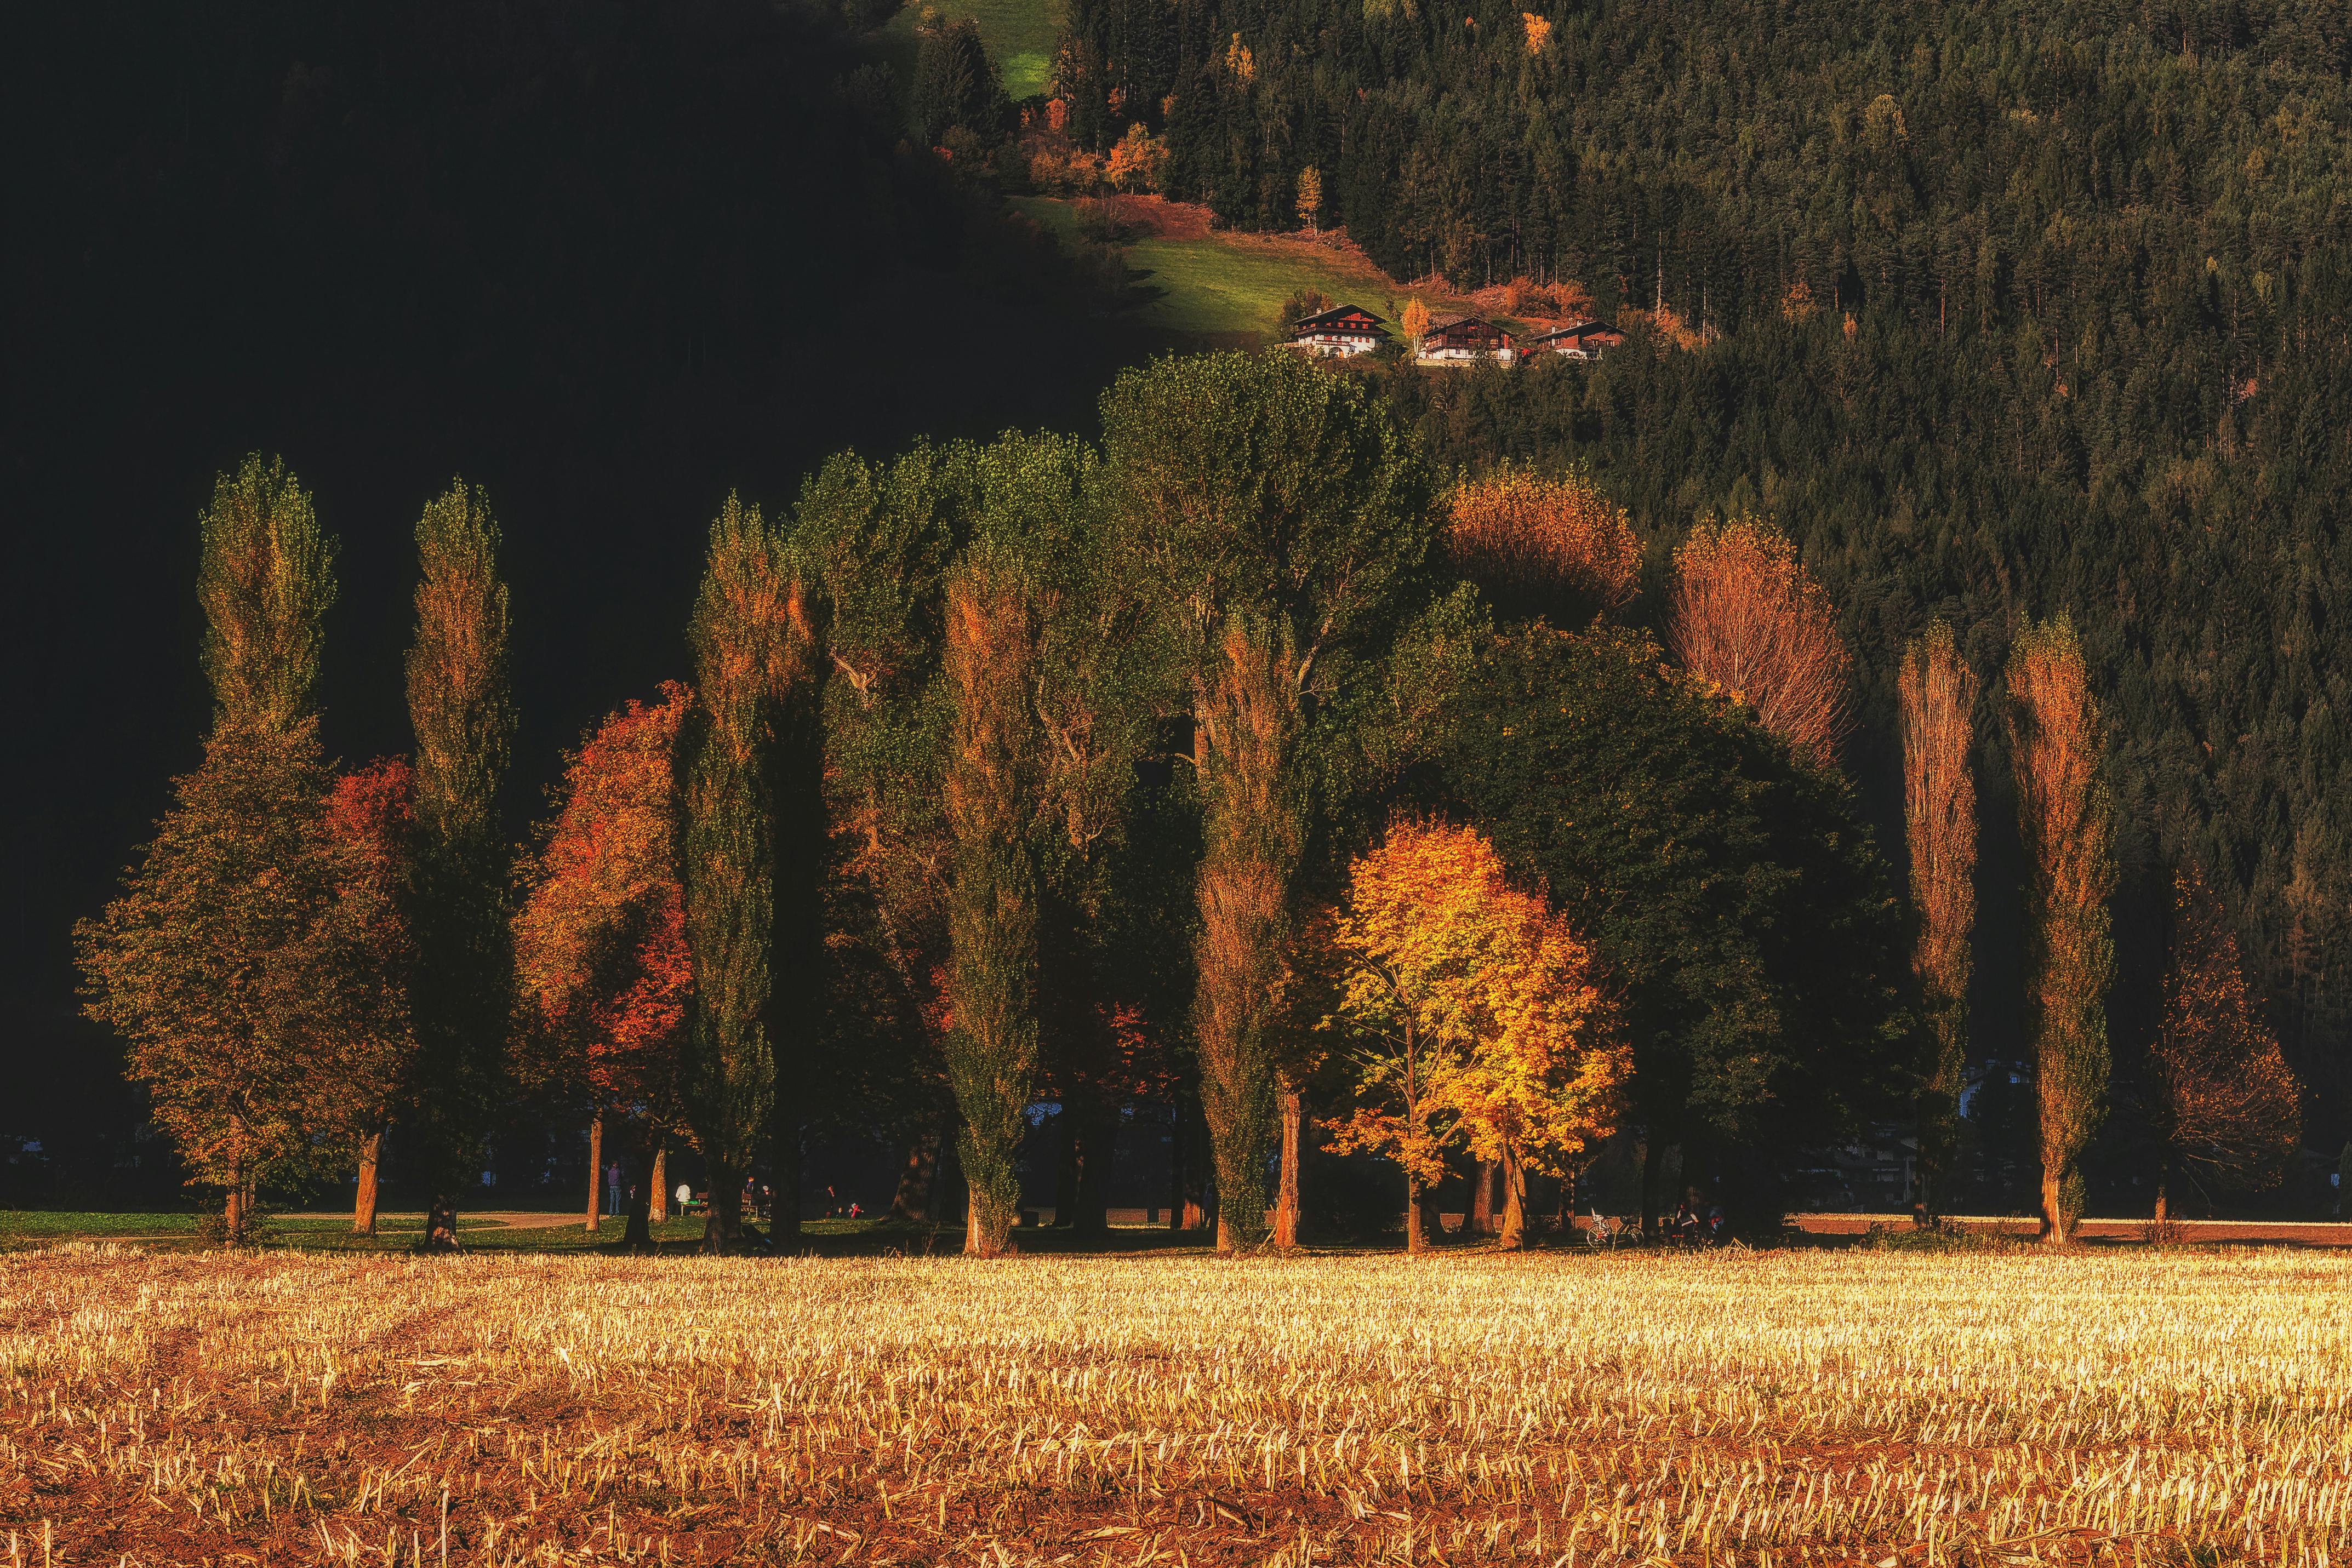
[4,1244,2351,1565]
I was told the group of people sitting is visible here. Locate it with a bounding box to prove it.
[1585,1199,1728,1249]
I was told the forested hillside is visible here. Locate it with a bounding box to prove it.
[1055,0,2352,1144]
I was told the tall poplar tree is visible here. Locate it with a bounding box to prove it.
[2005,617,2114,1245]
[682,496,817,1252]
[1100,352,1435,1252]
[404,479,516,1250]
[79,457,401,1240]
[1899,623,1977,1219]
[941,547,1043,1256]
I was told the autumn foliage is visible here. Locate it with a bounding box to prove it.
[1444,468,1642,627]
[1668,514,1853,769]
[2150,865,2300,1218]
[1322,819,1624,1251]
[1898,623,1976,1217]
[513,685,693,1127]
[2005,617,2114,1243]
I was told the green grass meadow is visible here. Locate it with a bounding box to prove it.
[887,0,1062,101]
[1012,198,1405,340]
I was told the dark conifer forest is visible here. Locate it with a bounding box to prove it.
[1057,0,2352,1148]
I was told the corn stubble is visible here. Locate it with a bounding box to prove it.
[5,1249,2350,1565]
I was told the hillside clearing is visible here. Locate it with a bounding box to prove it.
[887,0,1063,101]
[7,1247,2350,1562]
[1013,197,1423,340]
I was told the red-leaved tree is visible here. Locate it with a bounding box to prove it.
[324,758,416,1235]
[514,685,694,1247]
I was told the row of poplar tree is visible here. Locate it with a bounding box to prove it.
[78,352,2300,1251]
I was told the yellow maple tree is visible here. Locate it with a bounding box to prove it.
[1321,819,1625,1250]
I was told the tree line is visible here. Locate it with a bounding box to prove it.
[79,353,2305,1249]
[1037,0,2352,1169]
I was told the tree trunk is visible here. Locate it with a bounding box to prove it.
[890,1123,943,1223]
[352,1128,382,1237]
[649,1145,669,1224]
[1053,1105,1082,1228]
[771,1108,802,1247]
[225,1112,248,1246]
[585,1114,604,1234]
[1072,1103,1115,1238]
[1179,1094,1209,1231]
[622,1131,655,1250]
[2154,1179,2168,1228]
[966,1186,1015,1258]
[704,1179,743,1254]
[1470,1157,1496,1237]
[1639,1134,1665,1235]
[1498,1144,1528,1251]
[1274,1086,1304,1249]
[425,1188,462,1251]
[2040,1167,2068,1245]
[1405,1168,1426,1254]
[1167,1100,1186,1231]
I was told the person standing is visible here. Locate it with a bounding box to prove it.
[605,1161,623,1216]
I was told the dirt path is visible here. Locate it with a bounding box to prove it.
[279,1209,591,1230]
[1788,1212,2352,1245]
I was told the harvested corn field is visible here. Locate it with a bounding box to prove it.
[5,1246,2351,1565]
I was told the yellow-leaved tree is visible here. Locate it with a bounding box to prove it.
[1401,296,1431,349]
[1322,819,1626,1251]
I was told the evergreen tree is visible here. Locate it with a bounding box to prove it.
[404,480,516,1251]
[2006,617,2114,1245]
[1899,623,1976,1220]
[911,19,1003,147]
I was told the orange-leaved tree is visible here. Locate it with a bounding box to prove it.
[2005,616,2113,1244]
[1322,819,1625,1251]
[2149,864,2300,1223]
[1667,513,1853,770]
[1444,467,1643,627]
[324,758,416,1237]
[513,684,694,1249]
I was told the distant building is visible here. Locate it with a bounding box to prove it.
[1416,314,1516,364]
[1528,319,1625,359]
[1285,305,1391,358]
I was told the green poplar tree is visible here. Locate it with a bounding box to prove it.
[404,480,516,1250]
[682,496,818,1252]
[1099,352,1434,1252]
[940,545,1044,1256]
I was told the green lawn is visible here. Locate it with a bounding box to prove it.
[887,0,1062,101]
[1013,198,1406,340]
